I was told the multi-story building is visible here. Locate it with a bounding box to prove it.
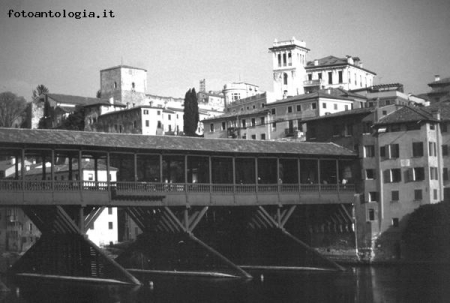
[352,83,427,107]
[222,82,260,106]
[305,56,376,94]
[427,75,450,103]
[203,88,366,140]
[303,102,450,261]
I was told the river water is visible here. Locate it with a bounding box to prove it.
[1,265,449,302]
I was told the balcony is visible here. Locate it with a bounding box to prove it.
[303,79,324,87]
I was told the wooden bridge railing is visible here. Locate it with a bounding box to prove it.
[0,180,355,194]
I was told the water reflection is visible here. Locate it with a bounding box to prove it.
[1,265,449,303]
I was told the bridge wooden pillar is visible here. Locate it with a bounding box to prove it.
[10,206,141,285]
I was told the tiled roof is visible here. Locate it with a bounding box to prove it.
[100,65,147,72]
[306,55,375,74]
[428,77,450,86]
[0,128,356,157]
[202,108,268,122]
[303,107,374,122]
[375,106,436,126]
[270,88,363,106]
[46,94,105,106]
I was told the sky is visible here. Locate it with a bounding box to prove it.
[1,0,449,101]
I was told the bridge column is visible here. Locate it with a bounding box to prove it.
[10,206,141,285]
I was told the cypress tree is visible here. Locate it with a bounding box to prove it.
[183,88,199,136]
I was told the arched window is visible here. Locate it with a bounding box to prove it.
[283,73,288,85]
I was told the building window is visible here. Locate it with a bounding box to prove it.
[260,117,265,125]
[272,122,277,130]
[108,207,113,215]
[318,73,322,80]
[88,173,94,181]
[364,145,375,158]
[296,105,301,112]
[366,169,376,180]
[345,105,349,111]
[144,110,149,115]
[322,103,327,109]
[414,189,422,201]
[334,104,338,110]
[392,190,399,202]
[384,169,402,183]
[251,134,256,140]
[443,145,448,156]
[442,123,448,132]
[108,222,113,230]
[168,115,171,120]
[434,189,438,200]
[444,168,448,181]
[157,121,162,128]
[157,111,161,115]
[392,218,399,227]
[221,122,226,131]
[283,73,288,85]
[412,142,424,157]
[312,102,317,109]
[380,144,399,159]
[287,106,293,113]
[210,124,214,132]
[251,118,256,127]
[430,123,435,130]
[271,108,276,115]
[345,124,353,136]
[430,167,439,180]
[338,71,343,84]
[328,72,333,84]
[368,192,378,202]
[261,133,266,140]
[368,209,375,221]
[145,120,149,127]
[242,119,246,128]
[429,142,437,156]
[409,167,425,181]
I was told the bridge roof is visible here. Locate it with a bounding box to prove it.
[0,128,356,158]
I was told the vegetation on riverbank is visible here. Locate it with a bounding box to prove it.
[402,202,450,263]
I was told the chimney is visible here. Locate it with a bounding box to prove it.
[109,97,114,105]
[435,75,440,82]
[314,59,319,66]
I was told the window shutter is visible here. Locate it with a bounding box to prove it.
[383,170,391,183]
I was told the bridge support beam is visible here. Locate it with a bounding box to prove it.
[117,206,252,279]
[10,206,141,285]
[257,206,345,271]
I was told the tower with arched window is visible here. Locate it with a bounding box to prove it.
[269,37,309,100]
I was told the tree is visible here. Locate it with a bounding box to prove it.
[0,92,27,127]
[32,84,49,100]
[183,88,199,136]
[58,105,85,130]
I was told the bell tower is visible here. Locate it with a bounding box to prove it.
[269,37,309,100]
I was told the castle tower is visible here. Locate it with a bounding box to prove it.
[100,65,147,105]
[269,37,309,100]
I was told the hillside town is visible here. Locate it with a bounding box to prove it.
[1,36,449,265]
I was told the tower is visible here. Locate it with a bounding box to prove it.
[269,37,309,100]
[100,65,147,105]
